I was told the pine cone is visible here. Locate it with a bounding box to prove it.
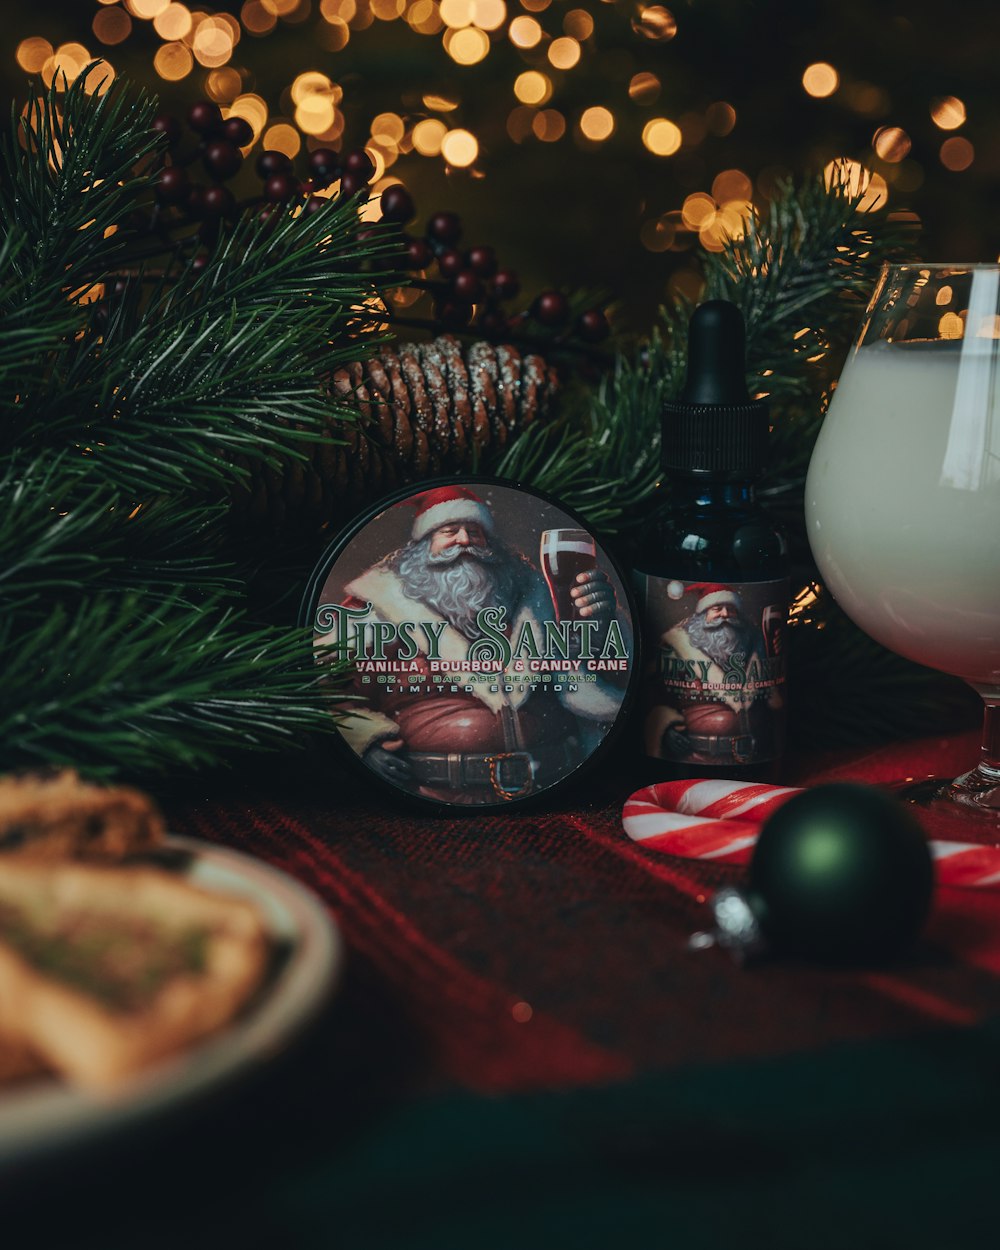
[232,335,560,531]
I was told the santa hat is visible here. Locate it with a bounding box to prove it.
[406,486,495,541]
[685,582,742,614]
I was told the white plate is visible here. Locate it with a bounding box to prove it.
[0,836,343,1165]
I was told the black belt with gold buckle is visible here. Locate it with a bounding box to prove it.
[687,733,756,763]
[408,750,535,800]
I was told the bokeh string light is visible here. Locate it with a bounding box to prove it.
[12,0,983,272]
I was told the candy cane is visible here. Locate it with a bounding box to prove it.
[622,779,1000,890]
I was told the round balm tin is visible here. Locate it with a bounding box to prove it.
[301,476,640,812]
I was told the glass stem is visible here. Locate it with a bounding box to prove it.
[980,694,1000,783]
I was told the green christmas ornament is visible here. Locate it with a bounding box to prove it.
[707,783,935,964]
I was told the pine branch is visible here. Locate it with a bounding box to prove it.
[0,594,339,779]
[0,72,399,779]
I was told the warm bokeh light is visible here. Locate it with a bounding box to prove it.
[939,136,974,171]
[47,43,93,83]
[371,0,406,17]
[412,117,447,155]
[262,121,302,157]
[226,92,268,140]
[823,158,887,210]
[520,0,551,10]
[802,62,838,98]
[506,105,535,143]
[440,0,474,25]
[514,71,552,106]
[296,95,336,134]
[631,6,676,40]
[16,37,53,73]
[548,37,581,69]
[628,72,660,105]
[441,128,478,166]
[642,117,682,155]
[931,96,966,130]
[640,215,675,253]
[444,26,490,63]
[579,106,614,141]
[873,126,911,163]
[205,67,242,103]
[712,169,752,203]
[292,71,333,103]
[93,8,133,44]
[153,41,194,80]
[261,0,300,14]
[154,3,193,40]
[407,0,442,32]
[371,112,405,143]
[129,0,170,18]
[681,192,715,229]
[242,0,277,33]
[533,109,566,142]
[705,101,736,136]
[192,18,237,67]
[508,15,541,46]
[474,0,507,30]
[564,8,594,38]
[423,92,460,111]
[317,16,351,47]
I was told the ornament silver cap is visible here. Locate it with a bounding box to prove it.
[688,886,768,964]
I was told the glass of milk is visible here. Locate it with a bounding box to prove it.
[806,263,1000,819]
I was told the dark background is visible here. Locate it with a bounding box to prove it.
[6,0,999,330]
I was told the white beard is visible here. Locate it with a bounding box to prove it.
[393,535,528,639]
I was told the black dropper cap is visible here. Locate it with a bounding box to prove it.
[661,300,769,475]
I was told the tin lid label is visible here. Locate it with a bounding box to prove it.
[307,480,637,810]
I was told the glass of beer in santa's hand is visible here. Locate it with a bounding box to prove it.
[541,529,598,621]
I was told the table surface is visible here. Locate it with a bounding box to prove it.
[7,728,1000,1250]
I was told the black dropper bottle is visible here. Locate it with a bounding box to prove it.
[631,300,789,784]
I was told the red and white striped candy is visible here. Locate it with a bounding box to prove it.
[622,779,1000,890]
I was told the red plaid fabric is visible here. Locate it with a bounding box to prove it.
[167,729,1000,1094]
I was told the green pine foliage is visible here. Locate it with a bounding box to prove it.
[1,71,398,778]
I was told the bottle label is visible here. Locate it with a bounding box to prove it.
[637,576,788,767]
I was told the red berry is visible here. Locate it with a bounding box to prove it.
[405,238,433,269]
[437,300,472,330]
[308,148,339,185]
[188,101,223,136]
[380,184,415,224]
[155,164,188,205]
[492,268,520,301]
[452,269,483,301]
[577,308,610,343]
[192,250,211,273]
[203,184,236,217]
[223,116,254,147]
[264,173,299,203]
[534,290,570,327]
[185,185,207,217]
[343,148,376,181]
[203,140,242,181]
[256,149,294,179]
[152,113,181,147]
[339,169,369,198]
[466,245,497,278]
[305,195,331,215]
[479,309,508,338]
[427,211,462,245]
[437,247,464,279]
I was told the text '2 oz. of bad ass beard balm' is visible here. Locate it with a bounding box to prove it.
[303,479,639,813]
[632,300,789,784]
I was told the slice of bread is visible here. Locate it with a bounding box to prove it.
[0,861,268,1088]
[0,770,165,861]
